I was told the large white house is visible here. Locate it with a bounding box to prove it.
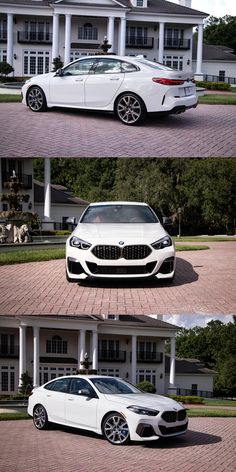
[0,314,216,396]
[0,0,208,79]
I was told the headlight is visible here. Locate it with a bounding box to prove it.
[127,405,159,416]
[151,235,172,250]
[69,236,91,250]
[25,78,32,85]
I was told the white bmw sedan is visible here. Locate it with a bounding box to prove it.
[21,55,197,125]
[28,375,188,445]
[66,202,175,282]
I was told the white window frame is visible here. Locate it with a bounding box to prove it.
[97,368,120,377]
[23,50,50,76]
[163,55,183,71]
[0,365,15,393]
[0,49,7,62]
[137,369,156,386]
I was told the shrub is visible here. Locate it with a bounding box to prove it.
[0,61,14,76]
[52,56,64,72]
[196,81,231,91]
[137,380,156,393]
[169,395,204,404]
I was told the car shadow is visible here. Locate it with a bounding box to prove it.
[77,257,198,289]
[48,106,192,128]
[142,429,222,449]
[46,425,221,449]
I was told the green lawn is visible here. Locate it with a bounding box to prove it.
[0,248,65,265]
[0,412,29,421]
[204,399,236,407]
[198,94,236,105]
[174,236,235,242]
[188,409,236,417]
[0,94,21,102]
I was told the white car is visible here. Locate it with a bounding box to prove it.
[28,375,188,445]
[66,202,175,282]
[21,55,197,125]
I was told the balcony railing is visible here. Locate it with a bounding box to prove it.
[137,351,163,363]
[161,38,191,50]
[0,345,19,357]
[18,31,52,44]
[0,32,7,43]
[2,173,32,189]
[126,36,154,48]
[98,350,126,362]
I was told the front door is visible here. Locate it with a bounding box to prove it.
[49,57,96,106]
[65,377,99,429]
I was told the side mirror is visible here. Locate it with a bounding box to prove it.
[78,388,96,398]
[66,217,77,225]
[162,216,172,226]
[55,68,63,77]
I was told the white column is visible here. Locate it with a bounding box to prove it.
[107,16,115,52]
[92,331,98,371]
[195,23,203,78]
[79,329,86,368]
[7,13,14,67]
[33,326,40,388]
[131,335,137,384]
[118,17,126,56]
[52,13,60,60]
[64,14,72,65]
[43,157,51,220]
[158,22,165,64]
[168,337,177,394]
[18,325,26,388]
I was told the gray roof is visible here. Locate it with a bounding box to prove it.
[0,0,208,16]
[34,180,89,206]
[165,355,217,374]
[192,42,236,62]
[103,315,179,329]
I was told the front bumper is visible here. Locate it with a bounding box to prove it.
[127,410,188,442]
[66,244,175,280]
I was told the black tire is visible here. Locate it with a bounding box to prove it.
[33,404,49,430]
[102,413,130,445]
[115,93,146,125]
[27,86,47,112]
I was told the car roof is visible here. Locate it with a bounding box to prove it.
[88,201,148,207]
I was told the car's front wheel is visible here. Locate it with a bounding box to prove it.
[102,412,130,445]
[27,86,47,112]
[115,93,146,125]
[33,404,49,430]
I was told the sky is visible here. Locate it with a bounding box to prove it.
[164,314,233,328]
[169,0,236,17]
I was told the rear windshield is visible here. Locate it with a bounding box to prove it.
[136,58,173,71]
[80,204,159,224]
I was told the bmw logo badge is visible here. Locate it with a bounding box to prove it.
[119,241,125,245]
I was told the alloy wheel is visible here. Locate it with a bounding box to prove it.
[33,405,48,429]
[103,413,130,445]
[116,94,145,125]
[27,86,46,112]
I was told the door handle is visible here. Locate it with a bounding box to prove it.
[110,77,120,81]
[74,78,84,82]
[68,398,74,401]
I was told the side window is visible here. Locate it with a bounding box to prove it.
[121,61,139,73]
[70,378,96,396]
[44,378,71,393]
[63,58,95,76]
[93,59,122,75]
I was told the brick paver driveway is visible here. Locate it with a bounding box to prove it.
[0,242,235,316]
[0,103,235,157]
[0,418,235,472]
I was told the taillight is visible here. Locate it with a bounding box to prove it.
[152,78,185,86]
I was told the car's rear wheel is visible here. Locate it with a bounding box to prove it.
[27,86,47,112]
[102,413,130,445]
[115,93,146,125]
[33,404,49,430]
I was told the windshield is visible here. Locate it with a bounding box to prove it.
[136,58,173,71]
[80,204,159,224]
[91,377,141,394]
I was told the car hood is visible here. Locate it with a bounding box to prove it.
[103,393,183,411]
[71,223,168,245]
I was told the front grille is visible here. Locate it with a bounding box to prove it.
[161,409,187,423]
[159,423,188,436]
[92,245,151,260]
[86,261,156,275]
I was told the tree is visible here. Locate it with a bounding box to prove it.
[51,55,64,72]
[203,15,236,53]
[0,61,14,77]
[176,320,236,396]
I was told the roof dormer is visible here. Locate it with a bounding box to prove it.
[130,0,148,8]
